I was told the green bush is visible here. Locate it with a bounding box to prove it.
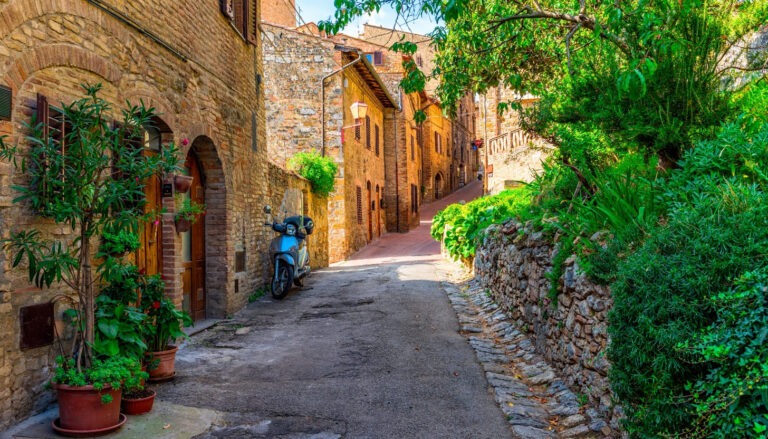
[288,150,338,197]
[431,186,534,260]
[680,269,768,438]
[607,121,768,437]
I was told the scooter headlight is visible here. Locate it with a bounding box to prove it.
[285,224,296,236]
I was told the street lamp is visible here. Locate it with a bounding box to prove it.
[341,101,368,143]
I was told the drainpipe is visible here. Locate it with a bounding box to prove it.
[321,51,363,157]
[393,101,399,232]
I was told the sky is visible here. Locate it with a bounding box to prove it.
[294,0,439,37]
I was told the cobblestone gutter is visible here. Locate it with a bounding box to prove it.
[444,276,617,438]
[470,219,623,433]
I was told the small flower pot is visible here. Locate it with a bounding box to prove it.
[174,175,193,193]
[121,389,156,415]
[175,218,191,233]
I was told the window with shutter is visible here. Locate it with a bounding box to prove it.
[374,124,379,156]
[373,51,383,65]
[434,132,438,153]
[356,186,362,224]
[365,116,371,149]
[355,123,360,140]
[410,135,414,161]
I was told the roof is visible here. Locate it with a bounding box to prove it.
[339,48,399,110]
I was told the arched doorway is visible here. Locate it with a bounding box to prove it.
[181,150,206,321]
[435,173,443,199]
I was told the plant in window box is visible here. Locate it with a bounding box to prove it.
[0,84,180,435]
[174,195,205,233]
[140,274,193,381]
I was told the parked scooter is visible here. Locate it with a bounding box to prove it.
[263,204,313,299]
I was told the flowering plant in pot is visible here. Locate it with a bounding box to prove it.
[0,84,180,434]
[174,195,206,232]
[140,274,193,380]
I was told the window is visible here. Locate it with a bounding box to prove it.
[221,0,258,44]
[373,51,383,65]
[410,135,415,161]
[434,131,438,153]
[411,184,418,214]
[365,116,371,149]
[356,186,363,224]
[416,54,423,67]
[355,123,360,140]
[36,94,70,187]
[374,124,380,156]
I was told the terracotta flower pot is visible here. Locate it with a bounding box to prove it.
[175,217,191,233]
[121,389,156,415]
[146,345,178,381]
[174,174,193,193]
[54,383,122,432]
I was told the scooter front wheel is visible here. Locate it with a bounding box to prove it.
[271,260,293,300]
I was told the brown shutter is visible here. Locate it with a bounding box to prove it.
[356,186,362,224]
[365,116,371,149]
[373,51,383,65]
[247,0,258,44]
[234,0,245,36]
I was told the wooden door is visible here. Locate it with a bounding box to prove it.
[137,159,162,276]
[182,152,206,321]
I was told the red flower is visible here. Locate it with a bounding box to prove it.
[181,138,189,146]
[138,268,146,275]
[152,301,161,309]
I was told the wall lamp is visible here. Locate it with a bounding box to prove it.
[340,101,368,143]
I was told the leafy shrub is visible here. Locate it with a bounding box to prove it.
[679,269,768,438]
[431,186,534,260]
[288,150,338,197]
[607,121,768,437]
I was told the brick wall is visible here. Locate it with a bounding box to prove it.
[0,0,268,428]
[261,0,296,28]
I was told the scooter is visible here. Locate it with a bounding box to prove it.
[263,205,313,299]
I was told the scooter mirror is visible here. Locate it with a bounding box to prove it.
[263,205,272,214]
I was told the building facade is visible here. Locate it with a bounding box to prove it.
[0,0,316,428]
[261,22,397,263]
[477,87,552,194]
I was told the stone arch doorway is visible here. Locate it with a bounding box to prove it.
[182,136,226,320]
[435,172,444,199]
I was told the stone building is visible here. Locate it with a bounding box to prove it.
[477,88,553,194]
[0,0,329,429]
[261,22,397,263]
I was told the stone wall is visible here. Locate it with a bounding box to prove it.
[266,163,329,272]
[474,219,620,427]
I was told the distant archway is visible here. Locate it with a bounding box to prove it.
[435,172,444,199]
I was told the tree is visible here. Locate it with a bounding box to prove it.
[0,84,180,371]
[321,0,768,160]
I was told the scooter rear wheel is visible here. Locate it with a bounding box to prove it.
[271,261,293,300]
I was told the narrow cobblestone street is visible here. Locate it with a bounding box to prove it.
[7,180,605,439]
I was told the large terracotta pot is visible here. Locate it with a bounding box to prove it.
[54,383,122,431]
[121,389,156,415]
[174,174,193,193]
[146,345,178,381]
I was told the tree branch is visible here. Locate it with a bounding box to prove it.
[565,24,582,77]
[490,8,631,56]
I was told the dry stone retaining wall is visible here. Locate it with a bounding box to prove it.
[473,219,621,427]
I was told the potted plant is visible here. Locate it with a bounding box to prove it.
[0,84,180,435]
[120,369,154,415]
[140,274,193,381]
[50,356,142,434]
[174,195,206,232]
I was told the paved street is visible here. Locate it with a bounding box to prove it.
[161,181,512,438]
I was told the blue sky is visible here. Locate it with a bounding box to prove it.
[294,0,439,36]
